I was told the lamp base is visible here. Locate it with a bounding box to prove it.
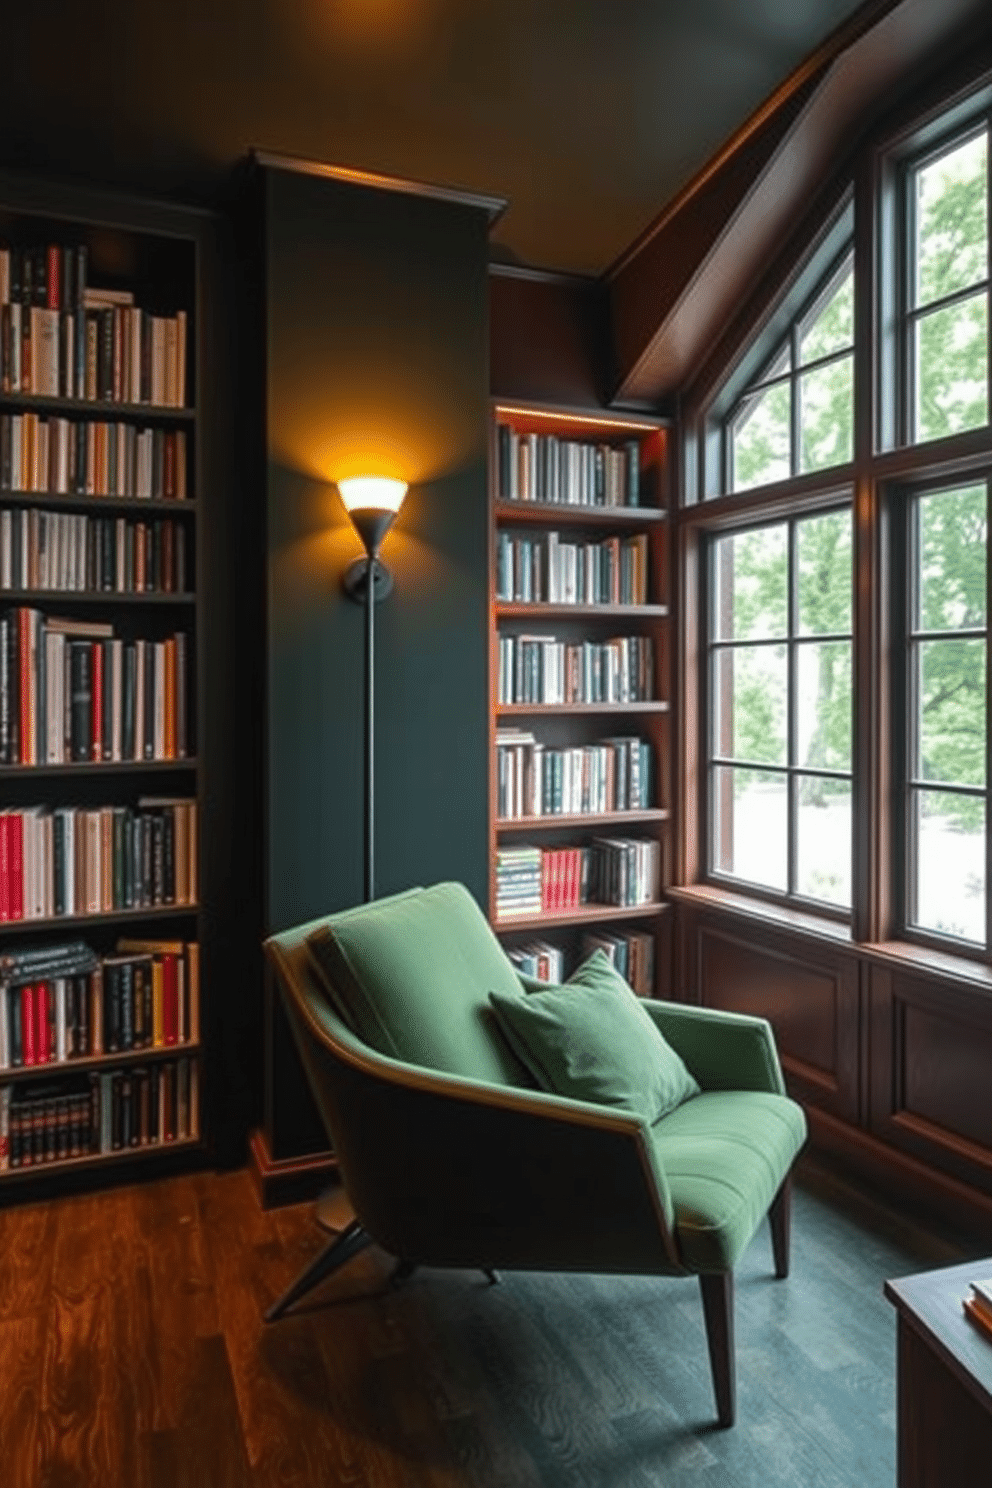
[342,557,394,603]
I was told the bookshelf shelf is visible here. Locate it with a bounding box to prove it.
[495,901,668,933]
[497,700,670,717]
[494,500,666,527]
[496,601,669,620]
[496,807,670,835]
[0,490,193,515]
[0,391,194,423]
[489,401,672,995]
[0,1133,201,1180]
[0,757,196,778]
[1,1039,201,1083]
[0,588,193,606]
[0,905,197,937]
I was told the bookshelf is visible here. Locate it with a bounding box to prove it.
[489,401,672,996]
[0,178,210,1184]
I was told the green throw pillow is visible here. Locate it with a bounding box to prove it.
[489,950,700,1122]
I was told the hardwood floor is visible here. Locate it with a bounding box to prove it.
[0,1158,980,1487]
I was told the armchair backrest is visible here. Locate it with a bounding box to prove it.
[277,882,533,1086]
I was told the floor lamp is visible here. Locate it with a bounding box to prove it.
[338,475,408,904]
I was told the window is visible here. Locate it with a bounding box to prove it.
[709,509,853,909]
[905,479,989,945]
[904,126,989,445]
[687,78,992,949]
[730,251,854,492]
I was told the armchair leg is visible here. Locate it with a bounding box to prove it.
[769,1174,792,1279]
[265,1218,371,1322]
[699,1272,735,1428]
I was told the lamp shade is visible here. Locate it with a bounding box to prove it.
[337,476,408,515]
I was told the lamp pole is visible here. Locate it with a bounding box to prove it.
[364,546,376,903]
[338,479,407,905]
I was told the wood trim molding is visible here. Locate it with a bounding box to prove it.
[806,1106,992,1243]
[251,149,507,222]
[248,1127,338,1210]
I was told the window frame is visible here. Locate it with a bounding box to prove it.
[704,501,854,919]
[891,470,992,959]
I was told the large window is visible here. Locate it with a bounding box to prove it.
[709,510,853,909]
[689,80,992,948]
[905,480,989,945]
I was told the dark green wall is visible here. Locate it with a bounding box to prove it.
[264,165,491,933]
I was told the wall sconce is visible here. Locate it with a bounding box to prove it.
[338,475,408,903]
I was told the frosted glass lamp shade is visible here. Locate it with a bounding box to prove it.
[337,476,408,515]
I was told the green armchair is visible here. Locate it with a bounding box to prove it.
[263,882,806,1427]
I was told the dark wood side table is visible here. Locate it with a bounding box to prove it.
[885,1259,992,1487]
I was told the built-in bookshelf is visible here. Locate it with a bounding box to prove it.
[0,181,208,1187]
[490,402,672,993]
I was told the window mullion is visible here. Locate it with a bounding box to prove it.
[787,519,798,895]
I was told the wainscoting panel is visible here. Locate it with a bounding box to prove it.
[869,965,992,1198]
[677,906,860,1123]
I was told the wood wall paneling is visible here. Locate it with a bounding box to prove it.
[869,966,992,1197]
[680,908,860,1122]
[488,267,611,410]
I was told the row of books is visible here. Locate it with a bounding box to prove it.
[0,612,190,765]
[2,508,188,595]
[497,634,654,706]
[495,837,660,918]
[0,243,187,406]
[0,798,198,921]
[0,936,199,1069]
[495,732,652,819]
[497,424,643,508]
[0,415,188,499]
[504,931,655,999]
[495,531,649,606]
[0,1054,199,1170]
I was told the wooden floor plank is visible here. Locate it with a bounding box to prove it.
[0,1155,978,1488]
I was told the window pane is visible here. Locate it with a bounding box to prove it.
[914,292,988,443]
[915,131,988,308]
[800,263,854,363]
[916,483,987,631]
[912,788,985,943]
[712,526,788,640]
[712,645,787,765]
[797,509,852,635]
[916,638,986,787]
[796,776,851,907]
[732,379,791,491]
[712,766,787,890]
[798,641,852,772]
[799,356,854,473]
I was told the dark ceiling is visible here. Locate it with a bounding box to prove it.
[0,0,877,275]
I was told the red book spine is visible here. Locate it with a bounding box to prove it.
[46,247,60,311]
[91,641,103,762]
[35,982,49,1064]
[0,813,8,922]
[22,985,35,1066]
[164,955,178,1046]
[572,848,582,908]
[8,811,23,921]
[541,851,551,913]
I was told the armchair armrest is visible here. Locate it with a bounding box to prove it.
[642,1001,786,1096]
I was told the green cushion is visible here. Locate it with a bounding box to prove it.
[652,1089,807,1272]
[489,949,700,1123]
[306,882,532,1086]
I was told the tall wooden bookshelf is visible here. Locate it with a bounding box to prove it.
[0,172,218,1189]
[489,401,672,994]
